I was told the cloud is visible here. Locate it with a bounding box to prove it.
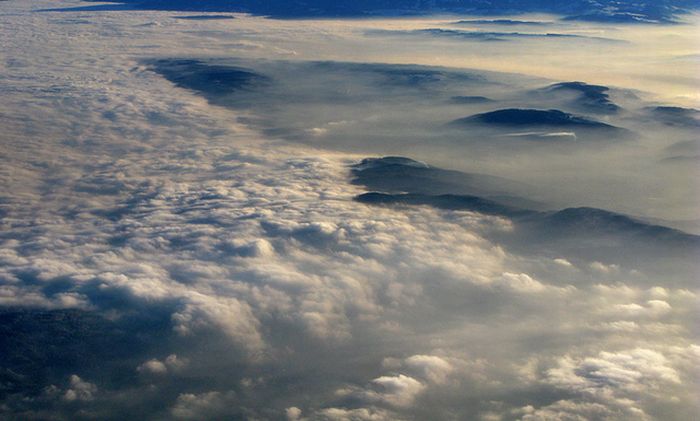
[62,375,98,402]
[138,354,188,375]
[609,300,672,319]
[403,355,453,384]
[367,375,425,407]
[171,295,264,352]
[505,344,700,420]
[286,406,303,420]
[519,400,627,421]
[547,349,681,392]
[315,407,399,421]
[538,348,684,418]
[0,2,697,420]
[170,391,239,420]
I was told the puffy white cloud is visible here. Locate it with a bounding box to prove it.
[62,375,98,402]
[537,348,685,418]
[519,400,626,421]
[327,353,461,416]
[0,286,90,309]
[138,359,168,375]
[547,349,681,392]
[170,391,238,420]
[610,300,672,319]
[588,262,620,274]
[553,258,574,268]
[138,354,188,375]
[171,295,264,352]
[316,407,399,421]
[403,355,453,384]
[335,374,426,410]
[286,406,303,420]
[368,374,425,407]
[495,272,547,293]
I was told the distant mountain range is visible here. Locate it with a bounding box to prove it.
[351,156,548,210]
[451,108,618,129]
[545,82,620,114]
[352,157,700,267]
[649,106,700,127]
[74,1,700,22]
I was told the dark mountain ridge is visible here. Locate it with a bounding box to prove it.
[545,82,620,114]
[649,106,700,127]
[352,157,700,266]
[452,108,618,129]
[351,157,548,210]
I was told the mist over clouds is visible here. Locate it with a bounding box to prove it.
[147,54,698,223]
[1,1,698,420]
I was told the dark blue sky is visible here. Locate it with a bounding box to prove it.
[64,0,700,22]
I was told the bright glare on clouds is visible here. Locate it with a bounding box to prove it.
[0,0,698,420]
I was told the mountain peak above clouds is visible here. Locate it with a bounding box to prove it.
[452,108,618,129]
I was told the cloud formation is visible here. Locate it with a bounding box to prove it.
[0,1,697,420]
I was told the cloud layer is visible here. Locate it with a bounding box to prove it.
[0,1,698,420]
